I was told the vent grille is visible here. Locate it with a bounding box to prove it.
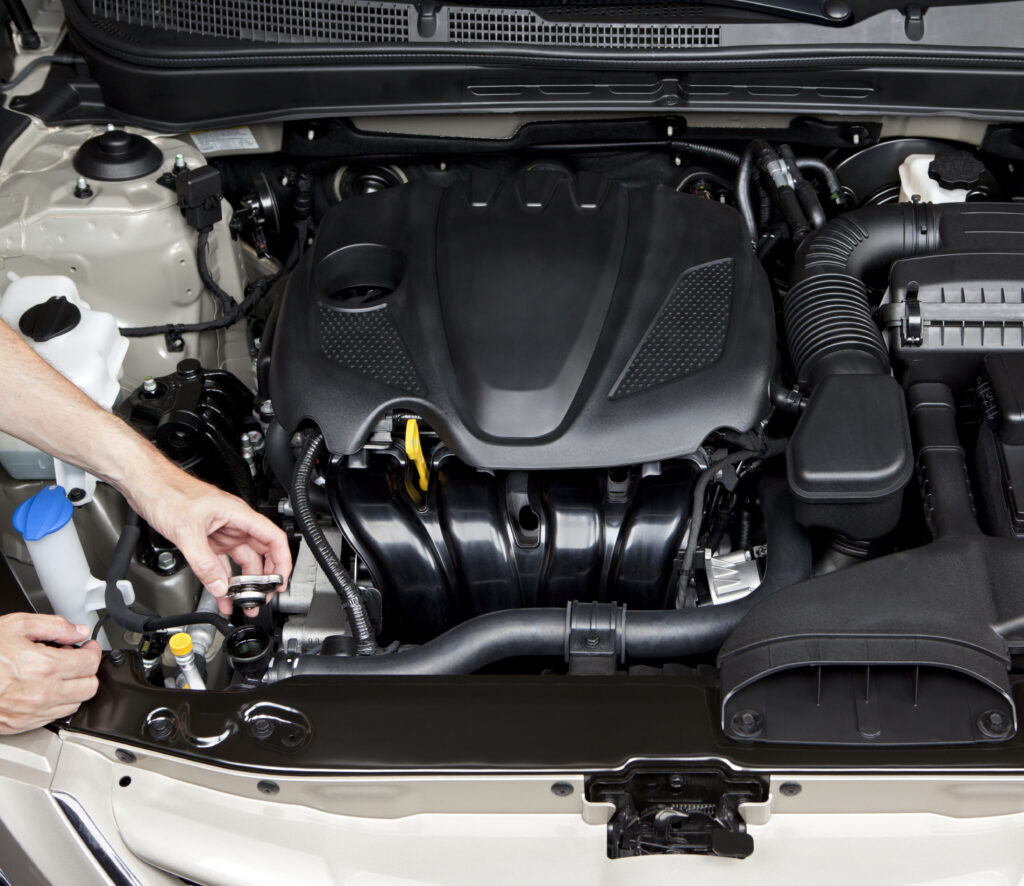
[87,0,721,48]
[449,7,719,47]
[89,0,412,43]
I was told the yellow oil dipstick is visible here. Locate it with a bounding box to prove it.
[405,418,429,491]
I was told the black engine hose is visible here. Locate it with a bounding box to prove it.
[785,202,1024,388]
[735,143,759,246]
[274,475,810,677]
[793,156,843,204]
[103,510,232,636]
[292,430,377,654]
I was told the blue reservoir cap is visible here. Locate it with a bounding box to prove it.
[12,486,73,541]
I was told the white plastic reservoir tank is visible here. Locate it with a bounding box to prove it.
[0,274,128,503]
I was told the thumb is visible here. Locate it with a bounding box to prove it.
[177,531,230,604]
[20,614,91,645]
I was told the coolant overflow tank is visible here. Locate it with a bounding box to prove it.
[0,274,127,503]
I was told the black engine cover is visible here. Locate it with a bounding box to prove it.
[270,170,774,469]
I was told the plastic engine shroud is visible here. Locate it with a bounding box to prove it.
[269,169,774,469]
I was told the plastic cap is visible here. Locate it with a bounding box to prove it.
[168,632,193,657]
[12,486,73,541]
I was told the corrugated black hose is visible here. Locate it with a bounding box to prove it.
[292,430,377,654]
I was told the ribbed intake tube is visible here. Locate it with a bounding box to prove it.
[785,202,1024,386]
[270,477,809,678]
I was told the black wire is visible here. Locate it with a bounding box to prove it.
[120,220,309,340]
[90,613,109,643]
[0,54,78,91]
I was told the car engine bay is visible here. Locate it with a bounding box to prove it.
[5,113,1024,751]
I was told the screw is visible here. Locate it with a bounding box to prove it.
[779,782,802,797]
[148,715,175,741]
[730,709,764,738]
[142,376,157,395]
[74,176,93,199]
[242,430,265,453]
[115,749,136,764]
[259,400,275,420]
[109,649,126,667]
[156,551,177,572]
[257,780,280,795]
[978,710,1013,739]
[668,774,684,792]
[248,718,274,740]
[551,782,574,797]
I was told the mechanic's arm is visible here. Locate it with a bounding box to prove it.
[0,318,292,612]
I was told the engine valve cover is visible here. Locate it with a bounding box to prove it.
[270,169,774,468]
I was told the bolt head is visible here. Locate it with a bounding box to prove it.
[780,782,802,797]
[148,716,175,741]
[551,782,574,797]
[730,709,765,738]
[978,710,1013,739]
[257,780,280,795]
[156,551,177,572]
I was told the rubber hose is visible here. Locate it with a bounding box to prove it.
[275,477,810,677]
[292,430,377,654]
[103,511,232,636]
[794,156,843,200]
[735,143,759,246]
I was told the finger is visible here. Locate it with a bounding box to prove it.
[17,614,91,646]
[229,543,263,576]
[176,527,231,600]
[36,643,102,680]
[46,703,84,722]
[51,676,99,705]
[223,505,293,589]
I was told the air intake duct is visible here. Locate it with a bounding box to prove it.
[784,203,1024,537]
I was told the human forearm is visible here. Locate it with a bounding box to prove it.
[0,318,165,501]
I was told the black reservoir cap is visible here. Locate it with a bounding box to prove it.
[18,295,81,342]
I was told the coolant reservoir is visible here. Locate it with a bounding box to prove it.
[0,274,127,502]
[898,153,978,204]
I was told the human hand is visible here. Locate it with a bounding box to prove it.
[129,465,292,616]
[0,613,101,735]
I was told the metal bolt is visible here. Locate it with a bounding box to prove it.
[156,551,176,572]
[108,649,126,667]
[115,749,136,764]
[142,376,157,395]
[257,780,280,795]
[978,710,1013,739]
[148,716,175,741]
[259,400,275,420]
[242,430,265,453]
[74,176,93,199]
[668,774,684,792]
[730,709,764,738]
[277,498,294,517]
[779,782,802,797]
[173,153,186,172]
[550,782,574,797]
[248,718,274,740]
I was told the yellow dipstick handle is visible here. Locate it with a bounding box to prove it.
[405,419,429,491]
